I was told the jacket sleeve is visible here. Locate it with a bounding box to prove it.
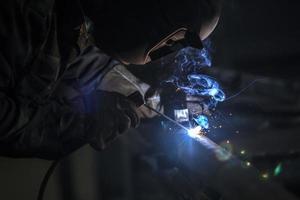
[0,89,87,160]
[0,0,87,160]
[0,46,87,159]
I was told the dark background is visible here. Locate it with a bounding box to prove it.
[0,0,299,199]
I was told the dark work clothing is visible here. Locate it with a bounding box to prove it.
[0,0,114,159]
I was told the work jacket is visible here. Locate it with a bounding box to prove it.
[0,0,116,159]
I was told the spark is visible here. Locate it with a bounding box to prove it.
[261,173,269,179]
[274,163,283,176]
[224,78,266,102]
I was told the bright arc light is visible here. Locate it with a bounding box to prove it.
[188,126,203,138]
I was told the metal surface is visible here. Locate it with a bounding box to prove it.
[143,104,299,200]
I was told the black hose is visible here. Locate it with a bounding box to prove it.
[37,160,60,200]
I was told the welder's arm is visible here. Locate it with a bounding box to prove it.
[0,90,86,160]
[0,87,139,159]
[0,55,138,160]
[82,91,140,150]
[0,0,80,159]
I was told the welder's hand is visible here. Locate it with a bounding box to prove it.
[83,91,140,150]
[136,89,163,119]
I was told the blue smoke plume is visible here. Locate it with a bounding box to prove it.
[165,40,226,129]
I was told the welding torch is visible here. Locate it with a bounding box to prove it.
[143,104,190,132]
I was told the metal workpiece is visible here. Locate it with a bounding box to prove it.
[145,103,298,200]
[174,133,298,200]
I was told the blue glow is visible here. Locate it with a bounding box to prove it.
[176,46,212,69]
[163,40,226,132]
[166,44,226,108]
[185,74,226,102]
[194,115,209,129]
[209,88,219,96]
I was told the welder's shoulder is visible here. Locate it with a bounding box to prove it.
[6,0,55,13]
[0,0,55,46]
[0,0,55,19]
[0,0,55,87]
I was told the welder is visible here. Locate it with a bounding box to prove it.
[0,0,222,159]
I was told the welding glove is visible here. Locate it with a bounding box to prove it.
[83,91,139,150]
[98,63,163,119]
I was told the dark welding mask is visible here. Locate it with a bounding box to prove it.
[148,30,204,61]
[83,0,222,64]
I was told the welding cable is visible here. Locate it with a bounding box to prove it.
[37,160,60,200]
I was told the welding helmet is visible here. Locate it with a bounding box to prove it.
[83,0,222,64]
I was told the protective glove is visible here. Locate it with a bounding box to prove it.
[98,63,165,119]
[83,91,140,150]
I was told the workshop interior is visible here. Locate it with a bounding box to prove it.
[0,0,300,200]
